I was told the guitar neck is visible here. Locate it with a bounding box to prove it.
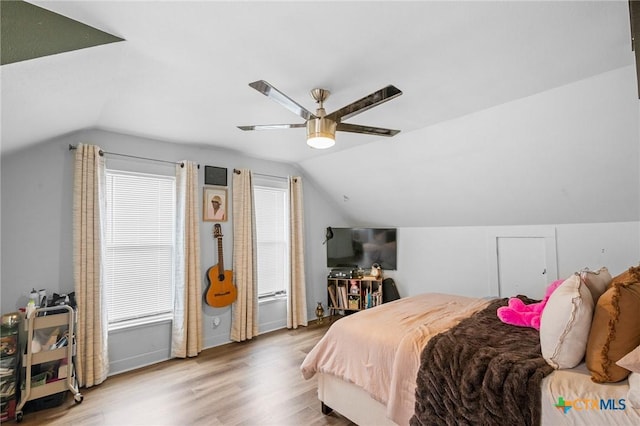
[217,237,224,271]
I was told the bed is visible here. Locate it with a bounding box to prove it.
[300,292,640,425]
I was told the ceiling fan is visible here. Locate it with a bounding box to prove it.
[238,80,403,149]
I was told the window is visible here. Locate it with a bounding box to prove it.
[254,177,290,299]
[105,170,176,328]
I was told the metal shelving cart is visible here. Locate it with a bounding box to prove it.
[1,312,21,421]
[15,305,83,422]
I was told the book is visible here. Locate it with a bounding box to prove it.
[328,285,338,308]
[339,286,348,309]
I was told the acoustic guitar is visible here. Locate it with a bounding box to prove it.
[205,224,236,307]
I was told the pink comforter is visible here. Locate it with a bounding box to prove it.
[300,293,489,425]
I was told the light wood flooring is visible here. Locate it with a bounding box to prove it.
[15,318,355,426]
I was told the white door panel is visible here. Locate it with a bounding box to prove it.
[497,237,549,299]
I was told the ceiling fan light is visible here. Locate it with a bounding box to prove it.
[307,136,335,149]
[306,118,336,149]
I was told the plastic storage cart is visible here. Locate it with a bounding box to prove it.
[1,312,21,421]
[15,305,83,422]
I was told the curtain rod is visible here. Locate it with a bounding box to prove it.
[68,144,199,168]
[234,169,288,181]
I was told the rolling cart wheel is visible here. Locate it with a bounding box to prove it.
[16,411,23,423]
[74,393,84,404]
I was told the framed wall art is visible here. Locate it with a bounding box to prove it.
[203,186,227,222]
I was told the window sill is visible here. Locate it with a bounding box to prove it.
[258,294,287,304]
[108,313,173,332]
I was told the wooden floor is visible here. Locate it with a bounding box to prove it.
[15,318,355,426]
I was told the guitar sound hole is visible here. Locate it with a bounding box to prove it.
[218,274,225,281]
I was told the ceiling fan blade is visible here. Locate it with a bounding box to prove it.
[237,123,306,131]
[248,80,316,121]
[336,123,400,137]
[327,85,402,122]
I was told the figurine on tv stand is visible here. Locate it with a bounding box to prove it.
[350,280,359,294]
[371,263,382,279]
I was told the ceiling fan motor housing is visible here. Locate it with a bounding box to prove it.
[306,116,337,140]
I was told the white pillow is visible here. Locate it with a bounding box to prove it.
[628,373,640,409]
[616,344,640,374]
[540,274,595,369]
[616,346,640,407]
[580,267,612,304]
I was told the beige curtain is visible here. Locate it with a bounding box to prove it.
[73,143,109,388]
[287,176,308,328]
[172,161,203,358]
[230,169,258,341]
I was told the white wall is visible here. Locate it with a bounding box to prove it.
[308,65,640,310]
[0,129,350,374]
[385,222,639,299]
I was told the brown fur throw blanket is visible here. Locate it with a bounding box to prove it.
[411,296,554,426]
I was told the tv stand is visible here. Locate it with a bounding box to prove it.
[327,276,382,316]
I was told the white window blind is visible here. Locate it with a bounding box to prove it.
[254,177,289,298]
[105,170,175,326]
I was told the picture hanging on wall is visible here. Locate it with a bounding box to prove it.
[203,186,227,222]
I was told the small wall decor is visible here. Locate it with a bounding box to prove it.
[204,165,228,186]
[203,186,227,222]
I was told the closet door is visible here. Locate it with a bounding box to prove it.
[487,227,558,300]
[497,237,549,300]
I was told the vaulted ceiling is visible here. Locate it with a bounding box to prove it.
[1,1,637,227]
[1,1,632,160]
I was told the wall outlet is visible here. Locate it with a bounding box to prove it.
[212,316,221,328]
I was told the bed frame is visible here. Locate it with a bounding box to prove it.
[317,372,397,425]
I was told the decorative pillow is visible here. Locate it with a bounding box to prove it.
[616,345,640,373]
[540,274,595,369]
[607,266,640,289]
[585,278,640,383]
[580,267,612,304]
[628,373,640,409]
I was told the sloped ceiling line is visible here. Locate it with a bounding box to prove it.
[0,0,124,65]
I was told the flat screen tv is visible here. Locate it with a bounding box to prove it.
[326,227,397,270]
